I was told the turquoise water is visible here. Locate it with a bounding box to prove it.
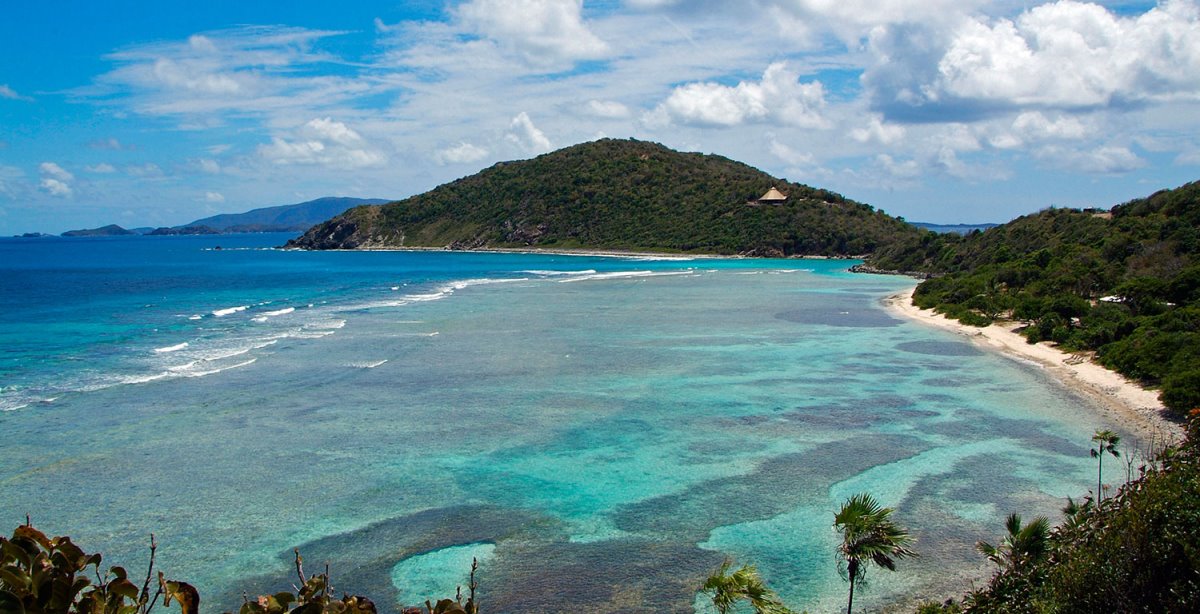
[0,235,1130,612]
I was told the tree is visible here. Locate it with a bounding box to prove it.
[700,559,793,614]
[1091,429,1121,501]
[833,493,916,614]
[975,513,1051,574]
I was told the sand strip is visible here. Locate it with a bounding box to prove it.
[883,285,1182,443]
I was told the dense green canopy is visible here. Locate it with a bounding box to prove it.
[288,138,922,256]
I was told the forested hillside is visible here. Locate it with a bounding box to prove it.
[868,181,1200,414]
[287,139,922,256]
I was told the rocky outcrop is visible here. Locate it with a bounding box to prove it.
[286,216,366,249]
[848,263,932,279]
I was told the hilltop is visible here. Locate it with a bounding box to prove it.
[287,139,922,256]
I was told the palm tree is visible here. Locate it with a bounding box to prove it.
[701,559,794,614]
[833,493,916,614]
[975,513,1050,574]
[1091,429,1120,501]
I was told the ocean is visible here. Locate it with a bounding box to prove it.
[0,233,1131,612]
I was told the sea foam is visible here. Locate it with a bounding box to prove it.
[212,305,249,317]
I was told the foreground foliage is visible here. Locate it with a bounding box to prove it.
[869,180,1200,414]
[701,559,795,614]
[0,521,196,614]
[834,493,916,614]
[921,414,1200,613]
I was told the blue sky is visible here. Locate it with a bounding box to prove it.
[2,0,1198,234]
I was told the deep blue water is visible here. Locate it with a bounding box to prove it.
[0,234,1131,613]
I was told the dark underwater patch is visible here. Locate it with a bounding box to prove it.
[897,340,982,357]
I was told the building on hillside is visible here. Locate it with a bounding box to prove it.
[749,187,788,206]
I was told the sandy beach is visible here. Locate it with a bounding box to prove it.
[883,285,1182,444]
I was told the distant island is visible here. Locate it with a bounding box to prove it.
[287,138,925,257]
[60,224,138,237]
[56,196,389,238]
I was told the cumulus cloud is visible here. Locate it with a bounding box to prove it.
[652,62,829,128]
[456,0,609,66]
[435,142,490,165]
[867,0,1200,119]
[506,112,553,154]
[258,117,386,169]
[39,162,74,198]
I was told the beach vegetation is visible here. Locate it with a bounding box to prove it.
[871,180,1200,416]
[974,514,1050,574]
[833,493,916,614]
[1090,429,1120,501]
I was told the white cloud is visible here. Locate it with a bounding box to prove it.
[86,163,117,173]
[583,99,632,119]
[1176,149,1200,166]
[300,116,366,146]
[456,0,609,66]
[89,138,127,150]
[0,84,33,101]
[258,118,386,169]
[506,112,553,154]
[869,1,1200,118]
[768,138,815,167]
[1036,144,1146,174]
[92,26,367,119]
[876,153,922,179]
[40,179,73,197]
[125,163,164,177]
[39,162,74,182]
[851,114,906,145]
[652,62,829,128]
[435,142,490,165]
[198,159,221,174]
[204,191,225,203]
[39,162,78,197]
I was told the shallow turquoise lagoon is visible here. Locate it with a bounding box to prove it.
[0,236,1132,612]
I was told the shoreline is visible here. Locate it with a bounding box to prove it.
[882,285,1182,444]
[280,243,865,261]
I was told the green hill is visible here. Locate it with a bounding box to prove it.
[867,181,1200,414]
[287,139,921,256]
